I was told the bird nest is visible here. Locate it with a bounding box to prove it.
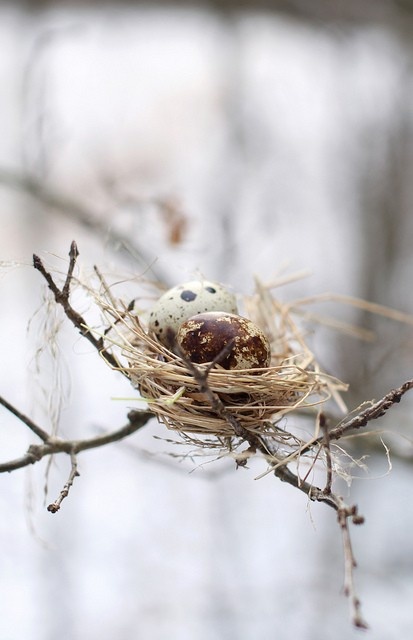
[98,278,347,450]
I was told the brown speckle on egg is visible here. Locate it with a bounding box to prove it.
[176,312,271,370]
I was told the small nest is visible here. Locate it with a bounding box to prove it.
[97,278,347,450]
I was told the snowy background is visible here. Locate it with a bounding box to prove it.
[1,3,413,640]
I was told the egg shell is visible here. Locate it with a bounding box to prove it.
[149,280,238,348]
[176,311,271,370]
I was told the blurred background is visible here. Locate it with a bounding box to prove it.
[1,1,413,639]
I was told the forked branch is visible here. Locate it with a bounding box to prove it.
[0,403,153,475]
[328,379,413,440]
[33,241,127,375]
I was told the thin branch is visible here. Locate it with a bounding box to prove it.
[47,451,79,513]
[272,462,340,511]
[62,241,79,298]
[33,242,128,377]
[71,409,154,453]
[0,395,50,442]
[328,379,413,441]
[0,444,55,473]
[320,412,333,495]
[273,460,367,628]
[337,503,368,629]
[297,379,413,459]
[0,409,153,475]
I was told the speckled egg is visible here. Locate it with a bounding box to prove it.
[149,280,238,348]
[176,312,271,370]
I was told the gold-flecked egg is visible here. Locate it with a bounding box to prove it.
[176,312,271,370]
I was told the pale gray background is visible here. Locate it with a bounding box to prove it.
[1,3,413,639]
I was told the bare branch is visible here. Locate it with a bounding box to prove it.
[273,461,367,628]
[0,409,153,475]
[320,412,333,495]
[328,379,413,441]
[337,504,368,629]
[263,389,374,629]
[0,444,55,473]
[0,395,50,442]
[62,240,79,298]
[180,345,369,622]
[71,409,154,453]
[296,378,413,460]
[47,451,79,513]
[272,462,340,510]
[33,242,128,377]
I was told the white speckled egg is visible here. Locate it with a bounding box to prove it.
[176,312,271,370]
[149,280,238,348]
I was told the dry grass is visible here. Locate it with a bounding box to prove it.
[94,276,348,451]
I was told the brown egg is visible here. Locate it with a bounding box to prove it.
[176,312,271,370]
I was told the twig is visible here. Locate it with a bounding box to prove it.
[0,399,152,473]
[62,241,79,298]
[272,462,340,511]
[320,412,333,495]
[0,443,56,473]
[181,342,369,628]
[297,379,413,460]
[47,451,79,513]
[328,379,413,441]
[0,395,50,442]
[181,341,367,631]
[33,241,128,377]
[273,461,367,628]
[71,409,154,453]
[337,503,368,629]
